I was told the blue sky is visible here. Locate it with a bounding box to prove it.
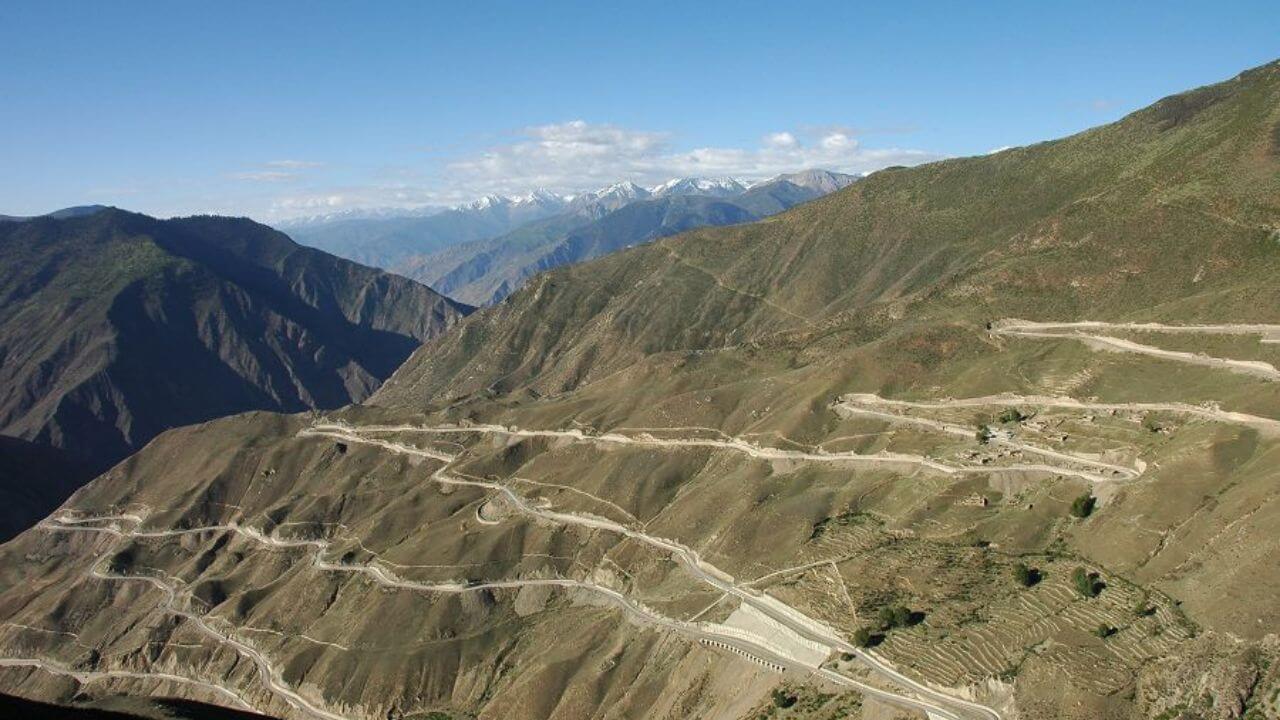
[2,1,1277,221]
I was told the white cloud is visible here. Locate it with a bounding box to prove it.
[765,131,798,149]
[265,159,324,169]
[262,120,942,219]
[231,170,297,182]
[819,132,854,150]
[229,159,325,184]
[440,120,940,199]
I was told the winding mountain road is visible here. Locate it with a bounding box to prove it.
[0,657,256,711]
[34,511,981,720]
[838,392,1280,436]
[992,320,1280,380]
[832,399,1144,480]
[302,423,1002,720]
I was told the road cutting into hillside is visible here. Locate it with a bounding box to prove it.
[304,416,1126,484]
[837,393,1280,436]
[300,423,1003,720]
[0,657,257,711]
[32,513,976,720]
[992,320,1280,380]
[832,400,1144,480]
[993,320,1280,340]
[85,565,351,720]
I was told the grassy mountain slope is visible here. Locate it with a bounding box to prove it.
[376,61,1280,406]
[0,209,468,474]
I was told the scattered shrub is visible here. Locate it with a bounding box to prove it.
[771,689,797,708]
[998,408,1028,424]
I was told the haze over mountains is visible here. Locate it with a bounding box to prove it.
[282,169,857,305]
[0,208,467,533]
[1,60,1277,720]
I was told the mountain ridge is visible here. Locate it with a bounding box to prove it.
[0,207,469,476]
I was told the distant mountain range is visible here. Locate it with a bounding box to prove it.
[0,207,468,532]
[280,169,857,305]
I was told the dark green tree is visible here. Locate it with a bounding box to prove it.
[851,627,873,648]
[1012,562,1040,587]
[975,424,995,444]
[1070,493,1096,518]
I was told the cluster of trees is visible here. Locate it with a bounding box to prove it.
[851,627,878,648]
[1070,493,1097,518]
[878,604,916,629]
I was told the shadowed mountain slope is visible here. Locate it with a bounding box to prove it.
[0,209,469,475]
[0,436,91,542]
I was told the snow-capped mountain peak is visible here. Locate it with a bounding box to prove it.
[649,177,747,198]
[513,187,568,206]
[465,194,509,211]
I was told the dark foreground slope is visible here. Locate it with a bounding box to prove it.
[0,209,468,474]
[0,691,276,720]
[0,63,1278,720]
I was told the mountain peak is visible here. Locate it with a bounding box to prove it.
[649,177,747,198]
[0,204,112,223]
[764,168,858,194]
